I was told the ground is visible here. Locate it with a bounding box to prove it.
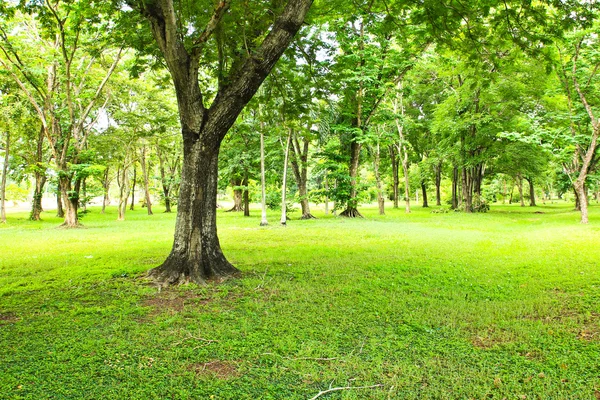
[0,202,599,399]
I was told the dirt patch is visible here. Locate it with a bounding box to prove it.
[187,360,241,379]
[0,312,19,324]
[470,327,515,349]
[142,291,212,317]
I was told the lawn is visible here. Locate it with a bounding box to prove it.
[0,202,599,399]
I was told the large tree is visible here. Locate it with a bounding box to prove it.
[124,0,313,284]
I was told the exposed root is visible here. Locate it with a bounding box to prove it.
[148,255,240,288]
[300,213,317,220]
[57,222,84,229]
[225,205,244,212]
[339,208,363,218]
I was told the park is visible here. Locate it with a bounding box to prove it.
[1,0,600,398]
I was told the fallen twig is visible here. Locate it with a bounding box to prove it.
[309,384,384,400]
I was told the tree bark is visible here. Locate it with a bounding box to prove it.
[421,181,428,208]
[527,177,536,207]
[259,123,268,226]
[58,174,80,227]
[435,161,442,206]
[289,130,315,219]
[132,0,312,284]
[30,126,47,221]
[340,140,363,218]
[56,190,64,218]
[0,131,9,223]
[117,165,130,221]
[139,144,153,215]
[280,130,292,225]
[451,165,458,209]
[390,145,399,209]
[373,143,385,215]
[130,165,137,211]
[517,174,525,207]
[243,173,250,217]
[102,167,110,214]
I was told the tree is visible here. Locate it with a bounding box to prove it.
[124,0,313,284]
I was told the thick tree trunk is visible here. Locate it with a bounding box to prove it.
[58,174,80,228]
[140,145,153,215]
[30,172,46,221]
[226,177,244,212]
[149,135,239,284]
[574,183,588,223]
[340,140,363,218]
[462,167,473,213]
[390,145,399,209]
[130,165,137,211]
[527,177,536,207]
[0,131,9,224]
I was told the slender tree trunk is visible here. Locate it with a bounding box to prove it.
[289,131,315,219]
[401,147,411,213]
[259,124,268,226]
[324,175,329,215]
[421,181,428,208]
[574,183,589,222]
[102,167,110,214]
[243,172,250,217]
[0,131,9,223]
[117,164,130,221]
[435,162,442,206]
[574,188,581,211]
[502,178,507,204]
[340,139,363,218]
[280,130,291,225]
[451,165,458,209]
[390,145,399,209]
[130,165,137,211]
[157,146,174,213]
[373,143,385,215]
[140,145,153,215]
[517,174,525,207]
[527,177,536,207]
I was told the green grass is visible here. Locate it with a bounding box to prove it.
[1,202,599,399]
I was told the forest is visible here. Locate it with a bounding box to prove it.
[1,0,600,398]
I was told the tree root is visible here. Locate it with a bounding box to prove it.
[300,213,317,220]
[225,205,244,212]
[339,208,363,218]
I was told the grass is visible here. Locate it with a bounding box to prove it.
[1,201,599,399]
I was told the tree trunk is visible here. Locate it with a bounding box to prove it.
[135,0,312,284]
[527,177,536,207]
[401,147,411,214]
[58,174,80,227]
[259,125,268,226]
[102,167,110,214]
[435,161,442,206]
[517,174,525,207]
[574,183,589,223]
[289,130,315,219]
[140,145,153,215]
[373,143,385,215]
[117,165,129,221]
[226,177,244,212]
[390,145,399,209]
[451,165,458,209]
[243,173,250,217]
[130,165,137,211]
[0,131,9,223]
[56,190,64,218]
[280,130,291,225]
[340,140,363,218]
[30,172,46,221]
[324,176,329,215]
[421,181,428,208]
